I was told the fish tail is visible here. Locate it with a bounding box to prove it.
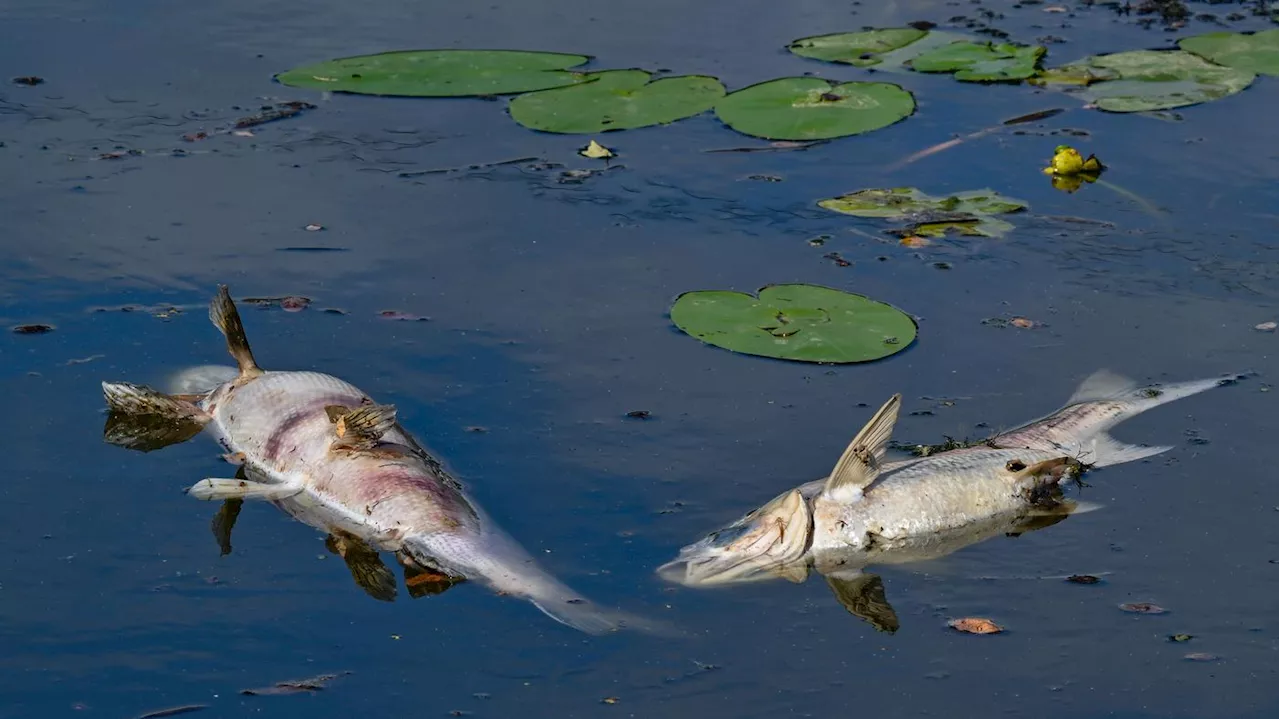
[1065,370,1245,468]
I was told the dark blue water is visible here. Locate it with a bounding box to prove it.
[1,1,1276,717]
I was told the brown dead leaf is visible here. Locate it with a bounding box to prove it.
[1010,317,1037,329]
[899,236,931,248]
[601,697,620,705]
[948,617,1003,634]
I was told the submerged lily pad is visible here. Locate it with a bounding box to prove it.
[509,70,724,133]
[1058,50,1256,112]
[787,28,928,67]
[907,41,1046,82]
[821,187,1026,238]
[1178,29,1278,77]
[670,284,917,364]
[715,78,915,140]
[276,49,591,97]
[820,187,1027,217]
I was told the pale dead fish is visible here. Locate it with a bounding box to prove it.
[103,286,660,635]
[659,369,1242,590]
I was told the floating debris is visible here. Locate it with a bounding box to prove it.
[1254,321,1277,332]
[1119,602,1168,614]
[1065,574,1101,584]
[823,252,852,267]
[377,310,430,322]
[948,617,1003,634]
[601,697,621,705]
[624,410,652,420]
[234,101,316,129]
[12,76,44,86]
[241,672,349,696]
[12,324,54,334]
[1184,652,1219,662]
[1169,633,1194,642]
[578,139,615,159]
[136,704,208,718]
[304,223,325,232]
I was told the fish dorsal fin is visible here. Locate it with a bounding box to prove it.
[208,285,263,378]
[1066,369,1137,405]
[823,394,902,498]
[330,403,397,450]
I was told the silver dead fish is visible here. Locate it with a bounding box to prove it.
[658,370,1241,605]
[103,285,654,635]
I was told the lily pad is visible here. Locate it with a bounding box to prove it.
[509,70,724,133]
[787,28,928,67]
[276,49,591,97]
[907,41,1046,82]
[1060,50,1256,112]
[819,187,1027,218]
[670,284,917,364]
[1178,29,1278,77]
[821,188,1026,238]
[714,78,915,141]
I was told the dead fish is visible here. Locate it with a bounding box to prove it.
[102,286,654,635]
[658,370,1240,588]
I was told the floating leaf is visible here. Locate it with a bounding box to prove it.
[907,41,1046,81]
[1057,50,1256,113]
[948,617,1004,634]
[787,28,928,67]
[819,187,1027,218]
[509,70,723,133]
[715,78,915,141]
[276,49,591,97]
[1178,29,1278,77]
[670,284,916,364]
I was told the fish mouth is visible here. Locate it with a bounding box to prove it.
[657,489,814,587]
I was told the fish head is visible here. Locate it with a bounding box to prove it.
[657,488,812,587]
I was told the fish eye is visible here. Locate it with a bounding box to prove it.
[1005,460,1027,472]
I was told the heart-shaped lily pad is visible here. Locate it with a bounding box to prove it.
[715,78,915,140]
[508,70,725,133]
[906,41,1046,81]
[1053,49,1256,112]
[276,49,591,97]
[1178,29,1278,77]
[670,284,917,364]
[787,28,928,67]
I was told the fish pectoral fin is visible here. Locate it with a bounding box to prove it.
[327,534,398,602]
[824,572,900,634]
[823,393,902,499]
[330,403,397,450]
[185,478,302,501]
[209,285,264,378]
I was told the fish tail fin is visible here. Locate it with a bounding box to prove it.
[526,585,684,638]
[1063,370,1245,468]
[209,285,263,378]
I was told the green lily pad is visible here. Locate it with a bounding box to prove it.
[787,28,928,67]
[714,78,915,141]
[1179,29,1278,77]
[819,187,1027,218]
[907,41,1046,81]
[671,284,917,364]
[276,49,591,97]
[508,70,725,133]
[1062,50,1256,112]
